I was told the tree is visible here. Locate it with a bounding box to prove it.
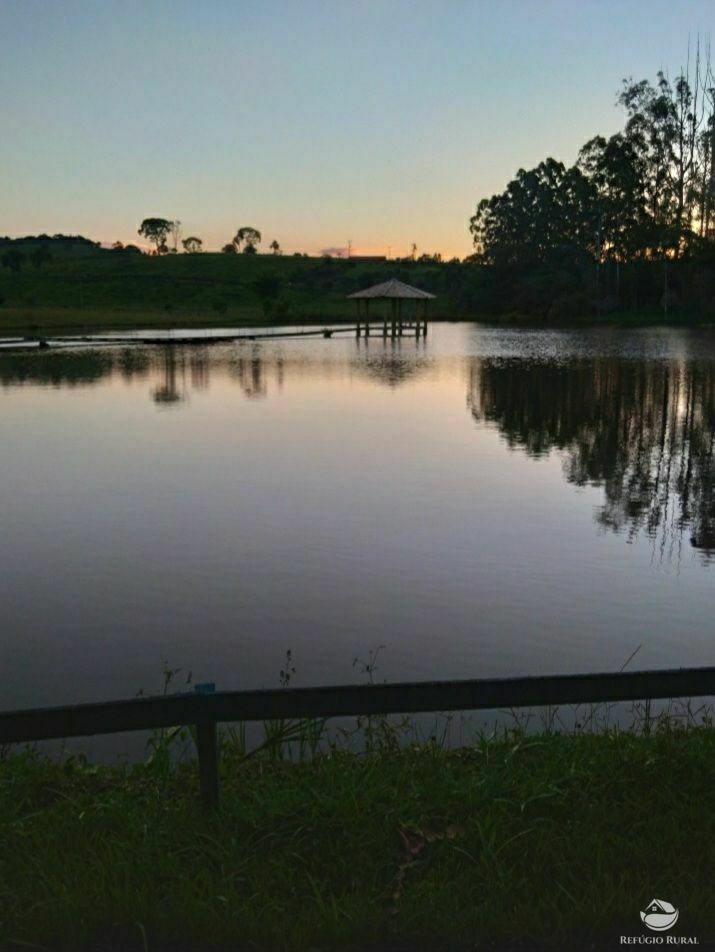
[182,236,203,253]
[169,220,182,253]
[618,55,711,256]
[270,239,281,255]
[233,226,261,253]
[138,218,173,254]
[410,243,417,260]
[470,158,597,266]
[221,243,237,255]
[577,133,651,263]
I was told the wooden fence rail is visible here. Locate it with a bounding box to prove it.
[2,665,715,811]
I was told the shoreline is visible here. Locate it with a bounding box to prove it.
[1,305,713,338]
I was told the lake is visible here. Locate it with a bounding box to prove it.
[1,322,715,750]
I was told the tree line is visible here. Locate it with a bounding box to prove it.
[133,219,281,257]
[468,47,715,319]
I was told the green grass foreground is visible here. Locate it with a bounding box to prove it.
[1,727,715,950]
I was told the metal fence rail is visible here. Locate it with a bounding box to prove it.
[2,665,714,810]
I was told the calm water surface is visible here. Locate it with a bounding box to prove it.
[2,323,715,733]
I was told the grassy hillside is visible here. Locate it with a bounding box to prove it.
[0,249,456,333]
[2,243,712,334]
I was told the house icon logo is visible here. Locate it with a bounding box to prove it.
[640,898,679,932]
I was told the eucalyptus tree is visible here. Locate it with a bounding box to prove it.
[233,226,261,253]
[577,133,652,267]
[169,220,182,253]
[138,218,173,254]
[469,158,597,266]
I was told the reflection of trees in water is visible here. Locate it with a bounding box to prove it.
[152,349,187,406]
[0,347,211,405]
[356,347,430,389]
[0,350,115,388]
[117,349,151,382]
[468,358,715,563]
[189,349,210,390]
[0,343,431,400]
[229,351,270,399]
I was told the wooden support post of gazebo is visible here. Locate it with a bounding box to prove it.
[348,278,435,339]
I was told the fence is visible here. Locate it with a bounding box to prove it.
[1,665,714,811]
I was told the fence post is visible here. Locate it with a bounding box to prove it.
[194,685,219,812]
[196,718,219,812]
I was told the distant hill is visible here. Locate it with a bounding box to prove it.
[0,234,103,257]
[0,248,459,328]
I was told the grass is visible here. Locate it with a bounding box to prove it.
[0,252,450,335]
[1,710,715,951]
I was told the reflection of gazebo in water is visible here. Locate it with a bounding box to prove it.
[347,278,435,338]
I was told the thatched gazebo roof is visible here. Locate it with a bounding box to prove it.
[347,278,436,300]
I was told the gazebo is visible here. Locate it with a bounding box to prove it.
[347,278,435,338]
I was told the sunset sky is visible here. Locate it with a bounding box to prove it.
[3,0,713,258]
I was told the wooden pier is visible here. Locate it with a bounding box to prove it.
[0,321,429,352]
[355,317,428,338]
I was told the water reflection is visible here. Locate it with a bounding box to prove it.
[357,348,429,388]
[4,325,715,723]
[230,351,270,399]
[468,358,715,562]
[2,339,714,563]
[0,350,115,388]
[0,342,432,396]
[152,349,187,406]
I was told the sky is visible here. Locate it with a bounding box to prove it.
[1,0,713,258]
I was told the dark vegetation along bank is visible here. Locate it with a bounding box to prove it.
[2,715,715,952]
[4,61,715,332]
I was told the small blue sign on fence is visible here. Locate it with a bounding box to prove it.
[194,682,216,695]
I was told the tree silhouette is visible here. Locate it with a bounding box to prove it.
[233,226,261,253]
[138,218,173,255]
[182,236,203,253]
[169,220,182,253]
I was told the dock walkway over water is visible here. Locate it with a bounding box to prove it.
[0,320,430,351]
